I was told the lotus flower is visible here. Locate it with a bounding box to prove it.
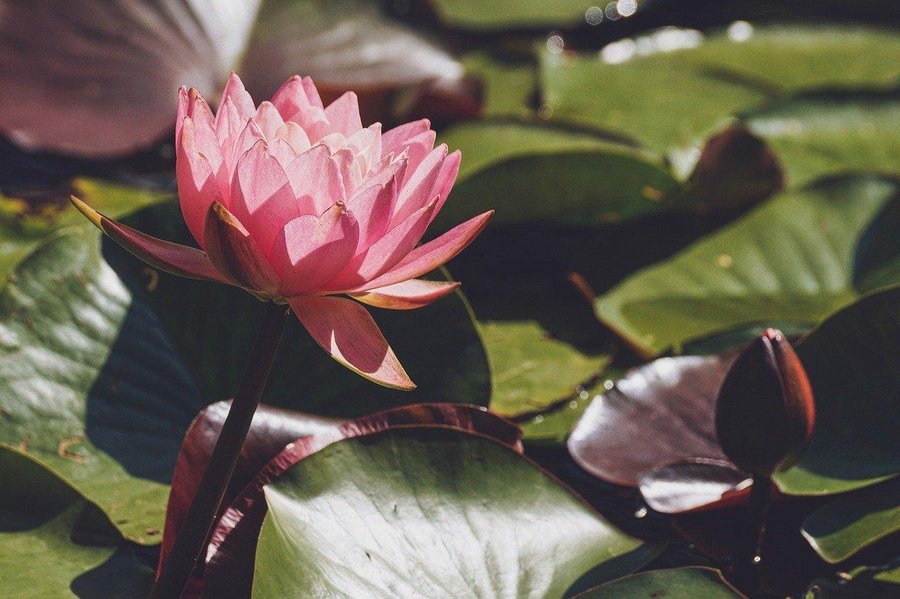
[72,73,492,390]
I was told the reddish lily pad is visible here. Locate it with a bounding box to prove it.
[639,459,752,515]
[160,402,520,597]
[573,567,743,598]
[567,353,738,487]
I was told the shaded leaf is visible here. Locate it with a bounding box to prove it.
[595,175,899,356]
[0,449,154,597]
[802,477,900,563]
[252,428,644,598]
[0,0,261,157]
[776,286,900,495]
[194,404,521,598]
[428,0,602,30]
[574,567,742,598]
[745,90,900,188]
[435,120,679,229]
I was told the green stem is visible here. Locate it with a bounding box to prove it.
[151,302,289,599]
[734,474,772,596]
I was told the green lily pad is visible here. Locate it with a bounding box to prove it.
[806,563,900,597]
[801,477,900,563]
[574,567,742,598]
[460,52,536,118]
[745,91,900,187]
[435,121,679,229]
[253,427,644,598]
[776,286,900,495]
[0,178,165,281]
[594,175,899,356]
[540,26,900,155]
[429,0,598,31]
[0,449,154,597]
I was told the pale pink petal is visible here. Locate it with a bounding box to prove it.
[270,203,359,296]
[227,119,266,171]
[345,123,382,176]
[382,119,430,156]
[391,144,447,226]
[229,141,299,254]
[287,295,415,390]
[283,145,344,215]
[271,138,299,166]
[254,101,285,140]
[428,149,461,224]
[300,76,324,108]
[176,87,189,140]
[218,73,256,121]
[203,202,281,294]
[275,122,311,154]
[326,197,438,291]
[289,104,331,142]
[347,181,394,253]
[70,196,229,285]
[351,279,460,310]
[176,119,221,247]
[324,91,363,137]
[350,210,494,292]
[398,130,438,184]
[215,97,245,163]
[182,106,224,178]
[332,147,362,194]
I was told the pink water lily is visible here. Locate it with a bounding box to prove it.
[73,73,492,390]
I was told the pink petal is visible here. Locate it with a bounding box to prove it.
[325,197,438,291]
[203,202,281,294]
[345,123,382,176]
[176,119,221,247]
[331,147,362,194]
[289,104,331,143]
[351,210,494,292]
[70,196,228,285]
[228,141,299,254]
[396,129,437,180]
[347,160,405,251]
[382,119,431,156]
[270,203,359,296]
[215,97,245,163]
[254,101,285,140]
[282,144,345,215]
[275,121,311,154]
[218,73,256,122]
[324,91,363,137]
[271,75,323,120]
[351,279,460,310]
[227,119,266,171]
[288,295,415,390]
[429,149,461,224]
[391,144,447,226]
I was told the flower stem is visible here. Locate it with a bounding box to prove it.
[151,302,289,599]
[734,474,772,596]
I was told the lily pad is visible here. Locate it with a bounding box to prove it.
[574,567,742,598]
[567,353,737,487]
[434,120,679,229]
[801,477,900,563]
[639,460,752,515]
[540,26,900,156]
[594,175,899,356]
[253,427,644,598]
[428,0,599,31]
[744,90,900,187]
[776,286,900,495]
[460,52,535,118]
[193,404,521,598]
[0,178,166,281]
[0,449,154,597]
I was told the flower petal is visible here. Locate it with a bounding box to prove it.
[176,118,221,246]
[351,279,460,310]
[254,101,285,140]
[347,159,406,251]
[229,140,299,254]
[351,210,494,292]
[324,91,363,137]
[270,203,359,296]
[272,75,323,120]
[326,197,438,290]
[429,149,461,224]
[288,295,415,390]
[382,119,431,157]
[391,144,447,226]
[204,201,281,294]
[218,73,256,122]
[70,196,229,284]
[282,144,345,215]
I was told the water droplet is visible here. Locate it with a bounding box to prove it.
[546,34,565,55]
[604,2,621,21]
[569,400,579,409]
[585,6,604,26]
[603,380,615,391]
[634,506,648,518]
[617,0,638,18]
[537,104,554,120]
[716,254,733,269]
[533,415,545,424]
[753,555,762,564]
[728,21,754,42]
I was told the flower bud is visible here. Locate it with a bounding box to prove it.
[715,329,815,477]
